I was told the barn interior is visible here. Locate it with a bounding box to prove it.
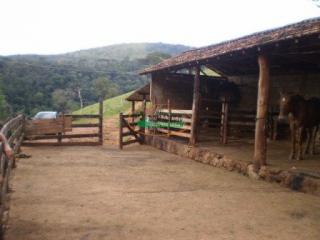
[139,17,320,175]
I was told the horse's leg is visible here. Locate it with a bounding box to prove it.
[297,127,304,160]
[311,125,319,155]
[304,128,312,155]
[289,121,296,160]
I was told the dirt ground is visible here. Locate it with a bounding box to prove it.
[5,145,320,240]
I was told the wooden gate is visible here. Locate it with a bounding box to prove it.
[23,101,104,146]
[119,113,143,149]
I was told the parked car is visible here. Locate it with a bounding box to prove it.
[33,111,58,120]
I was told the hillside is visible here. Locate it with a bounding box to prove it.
[73,91,133,117]
[63,42,190,61]
[0,43,191,117]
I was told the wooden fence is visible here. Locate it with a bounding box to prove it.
[0,115,25,237]
[119,108,193,149]
[220,103,279,144]
[23,102,104,146]
[154,109,192,139]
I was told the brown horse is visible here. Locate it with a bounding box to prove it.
[279,93,320,160]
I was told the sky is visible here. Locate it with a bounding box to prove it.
[0,0,319,55]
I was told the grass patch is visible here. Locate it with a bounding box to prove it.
[73,91,133,117]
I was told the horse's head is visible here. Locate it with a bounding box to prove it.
[278,92,291,121]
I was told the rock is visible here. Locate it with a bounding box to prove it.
[258,166,268,178]
[300,178,320,196]
[247,164,260,180]
[223,158,235,171]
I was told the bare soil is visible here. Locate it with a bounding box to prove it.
[5,145,320,240]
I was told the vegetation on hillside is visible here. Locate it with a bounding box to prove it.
[73,91,133,117]
[0,43,191,118]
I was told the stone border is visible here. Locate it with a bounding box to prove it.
[145,136,320,196]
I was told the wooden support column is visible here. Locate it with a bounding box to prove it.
[141,95,147,143]
[131,101,135,114]
[190,66,201,145]
[220,97,229,144]
[167,99,171,137]
[131,101,135,123]
[119,113,123,149]
[98,100,103,145]
[253,55,270,169]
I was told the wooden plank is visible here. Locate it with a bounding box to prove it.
[200,115,220,120]
[122,139,139,146]
[122,131,139,137]
[157,128,191,138]
[158,109,192,115]
[122,113,142,118]
[229,121,255,126]
[25,133,99,140]
[72,123,99,128]
[157,116,192,123]
[22,142,101,147]
[66,114,100,119]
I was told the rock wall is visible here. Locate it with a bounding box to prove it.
[145,135,320,196]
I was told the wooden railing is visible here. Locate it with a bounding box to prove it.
[0,114,25,236]
[220,104,278,143]
[153,109,192,139]
[24,102,104,146]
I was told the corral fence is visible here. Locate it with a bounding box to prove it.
[119,105,192,149]
[119,98,280,148]
[0,114,25,238]
[23,101,104,146]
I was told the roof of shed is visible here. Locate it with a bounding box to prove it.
[140,17,320,75]
[126,83,150,102]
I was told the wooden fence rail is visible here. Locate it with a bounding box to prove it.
[0,114,25,238]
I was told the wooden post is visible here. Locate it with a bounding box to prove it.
[119,113,123,149]
[131,101,135,123]
[99,100,103,145]
[167,99,171,137]
[220,97,229,144]
[190,66,201,145]
[253,55,270,169]
[57,113,64,144]
[141,95,147,143]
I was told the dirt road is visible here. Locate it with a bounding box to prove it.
[5,145,320,240]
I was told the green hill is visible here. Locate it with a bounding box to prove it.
[73,91,133,118]
[63,42,191,61]
[0,43,191,117]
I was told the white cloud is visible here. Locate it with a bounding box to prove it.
[0,0,319,55]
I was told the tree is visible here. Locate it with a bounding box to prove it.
[91,77,119,101]
[0,87,7,120]
[52,89,76,113]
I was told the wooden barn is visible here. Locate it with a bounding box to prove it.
[135,17,320,176]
